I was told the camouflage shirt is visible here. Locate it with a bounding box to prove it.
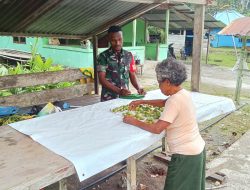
[97,48,133,102]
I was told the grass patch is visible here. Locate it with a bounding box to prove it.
[203,47,237,67]
[203,47,250,68]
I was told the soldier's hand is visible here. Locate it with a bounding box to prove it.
[137,88,146,95]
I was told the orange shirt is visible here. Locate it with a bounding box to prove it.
[160,89,205,155]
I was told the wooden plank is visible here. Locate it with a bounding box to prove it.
[0,84,93,107]
[127,156,137,190]
[206,172,227,183]
[65,95,100,107]
[169,0,216,5]
[0,69,83,90]
[0,32,85,39]
[119,0,165,3]
[191,5,205,92]
[153,152,171,163]
[0,125,75,190]
[0,51,31,59]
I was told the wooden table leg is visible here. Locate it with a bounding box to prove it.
[127,156,136,190]
[59,178,68,190]
[162,137,166,152]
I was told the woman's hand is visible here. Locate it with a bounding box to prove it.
[123,115,137,125]
[128,100,143,110]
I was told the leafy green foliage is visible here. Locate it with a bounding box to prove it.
[111,104,164,124]
[0,115,35,126]
[206,0,250,16]
[0,38,75,96]
[147,25,166,43]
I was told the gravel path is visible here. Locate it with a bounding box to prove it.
[134,60,250,91]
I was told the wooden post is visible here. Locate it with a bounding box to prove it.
[205,29,210,65]
[59,179,68,190]
[127,156,136,190]
[191,5,205,92]
[93,35,99,95]
[132,19,137,47]
[234,36,246,104]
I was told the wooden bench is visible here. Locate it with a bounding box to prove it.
[0,69,96,108]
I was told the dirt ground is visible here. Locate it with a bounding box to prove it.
[47,60,250,190]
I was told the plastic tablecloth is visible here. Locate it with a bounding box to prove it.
[10,90,235,181]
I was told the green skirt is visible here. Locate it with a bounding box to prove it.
[164,148,206,190]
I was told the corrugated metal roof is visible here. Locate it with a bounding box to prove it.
[0,0,223,38]
[219,17,250,36]
[0,0,165,39]
[27,0,139,35]
[141,3,225,30]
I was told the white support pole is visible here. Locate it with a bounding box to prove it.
[132,19,137,47]
[144,20,148,44]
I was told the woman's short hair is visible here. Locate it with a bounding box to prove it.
[155,57,187,86]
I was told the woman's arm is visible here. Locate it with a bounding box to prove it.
[123,116,170,134]
[129,99,167,109]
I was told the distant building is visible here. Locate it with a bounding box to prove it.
[210,10,250,48]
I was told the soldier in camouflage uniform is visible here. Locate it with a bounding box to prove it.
[97,25,145,102]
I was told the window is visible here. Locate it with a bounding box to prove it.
[13,37,26,44]
[58,39,80,46]
[239,38,250,43]
[48,38,81,46]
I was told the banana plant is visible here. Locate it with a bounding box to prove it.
[0,64,8,76]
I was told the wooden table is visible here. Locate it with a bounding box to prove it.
[0,125,75,190]
[0,122,152,190]
[0,124,154,190]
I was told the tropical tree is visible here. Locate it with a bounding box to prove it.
[207,0,250,16]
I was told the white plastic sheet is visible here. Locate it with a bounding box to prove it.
[10,90,235,181]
